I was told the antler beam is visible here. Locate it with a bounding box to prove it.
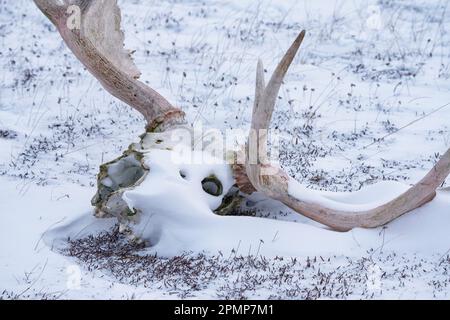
[34,0,185,131]
[35,0,450,232]
[244,31,450,231]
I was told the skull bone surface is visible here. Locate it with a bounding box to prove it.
[91,127,242,247]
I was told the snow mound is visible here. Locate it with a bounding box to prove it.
[44,177,450,258]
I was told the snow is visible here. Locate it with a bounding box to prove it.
[288,179,409,211]
[46,180,450,258]
[1,0,450,299]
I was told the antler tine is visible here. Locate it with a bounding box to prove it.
[253,59,266,118]
[34,0,185,132]
[244,31,450,231]
[246,31,305,177]
[252,31,306,132]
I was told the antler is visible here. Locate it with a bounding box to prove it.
[244,31,450,231]
[35,0,450,231]
[34,0,185,132]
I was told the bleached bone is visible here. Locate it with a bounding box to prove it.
[244,31,450,231]
[33,0,193,221]
[34,0,185,132]
[35,0,450,237]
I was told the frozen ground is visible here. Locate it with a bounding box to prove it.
[1,0,450,299]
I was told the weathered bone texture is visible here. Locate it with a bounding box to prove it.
[33,0,187,218]
[245,30,450,231]
[35,0,450,232]
[34,0,185,131]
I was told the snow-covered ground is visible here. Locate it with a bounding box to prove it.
[1,0,450,299]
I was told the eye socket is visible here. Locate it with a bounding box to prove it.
[201,175,223,197]
[180,170,187,179]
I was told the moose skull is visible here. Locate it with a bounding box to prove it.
[35,0,450,246]
[90,127,244,243]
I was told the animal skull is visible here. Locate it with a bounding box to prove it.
[91,128,239,239]
[34,0,450,249]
